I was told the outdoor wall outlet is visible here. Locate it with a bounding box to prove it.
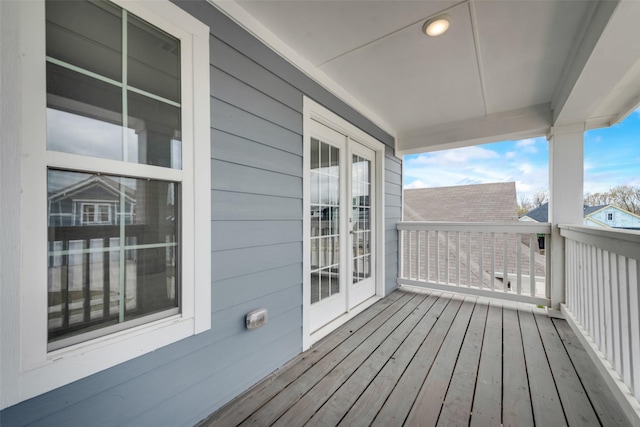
[246,308,268,330]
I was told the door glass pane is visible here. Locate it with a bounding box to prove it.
[352,155,372,283]
[310,140,340,304]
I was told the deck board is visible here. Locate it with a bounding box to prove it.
[370,295,465,426]
[304,294,441,426]
[403,298,476,426]
[199,289,633,427]
[436,301,488,426]
[519,308,565,426]
[272,293,430,426]
[469,301,503,426]
[553,319,632,427]
[336,293,453,427]
[535,312,601,426]
[502,304,534,426]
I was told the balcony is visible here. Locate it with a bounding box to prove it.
[200,223,640,426]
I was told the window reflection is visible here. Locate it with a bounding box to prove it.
[47,169,180,345]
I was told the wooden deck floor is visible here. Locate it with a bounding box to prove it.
[200,289,632,427]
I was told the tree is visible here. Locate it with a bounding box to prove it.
[531,190,548,208]
[517,196,533,216]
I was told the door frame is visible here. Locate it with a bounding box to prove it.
[302,97,386,350]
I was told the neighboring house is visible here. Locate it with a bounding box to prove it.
[48,175,136,226]
[520,203,640,230]
[2,0,640,426]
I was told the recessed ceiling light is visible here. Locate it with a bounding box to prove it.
[423,15,450,37]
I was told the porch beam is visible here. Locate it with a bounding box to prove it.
[548,125,584,309]
[396,104,552,156]
[553,0,640,128]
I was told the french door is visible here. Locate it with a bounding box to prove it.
[308,119,377,333]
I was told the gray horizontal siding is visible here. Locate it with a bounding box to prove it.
[211,159,302,198]
[211,99,302,155]
[212,263,302,311]
[211,191,302,221]
[212,220,301,252]
[211,129,302,177]
[384,148,402,295]
[0,1,399,425]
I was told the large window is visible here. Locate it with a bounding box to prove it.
[45,0,183,349]
[1,0,210,407]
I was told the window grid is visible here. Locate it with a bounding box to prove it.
[46,1,183,348]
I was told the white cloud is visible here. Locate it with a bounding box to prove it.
[404,179,428,189]
[403,138,552,203]
[515,138,538,153]
[516,138,536,147]
[406,146,499,167]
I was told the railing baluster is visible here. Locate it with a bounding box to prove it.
[590,245,596,339]
[490,232,495,291]
[503,232,508,293]
[408,231,413,280]
[620,255,631,391]
[84,238,91,324]
[630,259,640,397]
[417,231,421,281]
[103,237,110,320]
[445,231,450,285]
[529,234,535,296]
[478,232,483,289]
[456,231,460,286]
[516,233,522,295]
[435,230,440,283]
[466,232,471,287]
[425,230,430,282]
[604,249,613,365]
[611,252,621,374]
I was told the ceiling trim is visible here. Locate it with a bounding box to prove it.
[208,0,398,139]
[397,103,552,155]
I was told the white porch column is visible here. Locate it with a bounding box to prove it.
[548,124,584,309]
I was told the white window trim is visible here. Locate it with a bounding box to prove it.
[302,97,386,351]
[1,0,210,409]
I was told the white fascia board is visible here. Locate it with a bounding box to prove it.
[396,103,552,156]
[207,0,397,141]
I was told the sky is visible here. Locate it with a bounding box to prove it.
[403,107,640,204]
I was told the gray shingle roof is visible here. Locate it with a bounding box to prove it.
[521,203,609,222]
[404,182,518,222]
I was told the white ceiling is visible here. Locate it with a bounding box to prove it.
[223,0,640,153]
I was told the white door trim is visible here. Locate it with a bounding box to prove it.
[302,97,386,351]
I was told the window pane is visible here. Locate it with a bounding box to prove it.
[127,91,182,169]
[128,13,181,103]
[47,169,180,346]
[46,0,122,81]
[47,63,124,160]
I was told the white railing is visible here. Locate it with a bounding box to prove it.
[560,224,640,412]
[397,222,552,306]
